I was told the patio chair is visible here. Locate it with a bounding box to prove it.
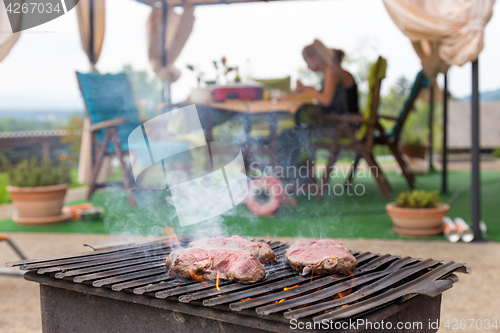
[346,71,431,188]
[310,56,392,199]
[76,72,142,206]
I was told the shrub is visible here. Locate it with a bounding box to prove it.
[1,157,71,187]
[395,190,440,208]
[493,146,500,159]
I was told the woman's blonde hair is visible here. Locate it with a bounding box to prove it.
[302,39,345,65]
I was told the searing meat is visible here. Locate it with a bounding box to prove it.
[285,239,357,276]
[165,248,266,284]
[189,236,277,264]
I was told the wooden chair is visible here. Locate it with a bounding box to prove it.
[76,72,141,206]
[347,71,431,189]
[311,56,392,199]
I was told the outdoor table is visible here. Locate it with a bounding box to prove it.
[177,91,316,167]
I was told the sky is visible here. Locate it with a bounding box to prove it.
[1,0,499,111]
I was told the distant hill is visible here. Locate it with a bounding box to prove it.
[460,88,500,101]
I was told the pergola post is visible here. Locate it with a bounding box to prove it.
[441,73,448,193]
[471,59,482,241]
[161,0,171,105]
[428,81,434,171]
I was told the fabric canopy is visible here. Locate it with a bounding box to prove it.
[76,0,106,70]
[0,1,20,62]
[147,3,195,82]
[139,0,277,6]
[383,0,495,78]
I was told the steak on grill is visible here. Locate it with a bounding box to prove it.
[286,239,357,276]
[189,236,277,264]
[165,248,266,284]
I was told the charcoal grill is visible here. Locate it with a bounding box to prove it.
[7,238,469,333]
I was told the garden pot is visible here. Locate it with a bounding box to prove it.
[189,87,213,103]
[399,144,427,159]
[385,202,450,236]
[7,184,70,225]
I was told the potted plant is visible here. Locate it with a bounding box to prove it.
[2,157,71,225]
[400,128,427,159]
[386,190,449,236]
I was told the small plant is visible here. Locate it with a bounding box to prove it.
[401,127,426,146]
[186,56,240,87]
[493,146,500,159]
[395,190,440,209]
[1,157,70,187]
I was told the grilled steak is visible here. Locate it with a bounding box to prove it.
[189,236,277,264]
[165,248,266,284]
[286,239,357,276]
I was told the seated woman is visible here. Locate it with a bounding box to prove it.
[296,39,359,117]
[278,39,359,187]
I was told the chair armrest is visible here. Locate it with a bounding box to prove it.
[316,114,372,124]
[89,118,127,132]
[378,115,399,121]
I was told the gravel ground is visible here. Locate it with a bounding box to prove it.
[1,233,499,333]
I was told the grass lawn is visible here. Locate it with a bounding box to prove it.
[0,170,499,242]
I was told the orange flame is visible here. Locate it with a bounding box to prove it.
[284,284,299,291]
[310,267,315,282]
[240,298,252,302]
[337,273,355,308]
[189,269,206,285]
[216,269,221,291]
[275,284,300,303]
[266,235,270,244]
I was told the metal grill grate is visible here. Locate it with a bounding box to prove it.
[7,238,469,323]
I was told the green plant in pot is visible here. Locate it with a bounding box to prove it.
[400,126,427,159]
[2,157,71,225]
[386,190,449,236]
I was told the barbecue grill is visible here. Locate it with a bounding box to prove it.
[7,238,469,333]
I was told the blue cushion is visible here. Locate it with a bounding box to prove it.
[77,72,142,152]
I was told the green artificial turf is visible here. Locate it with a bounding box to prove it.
[0,170,499,242]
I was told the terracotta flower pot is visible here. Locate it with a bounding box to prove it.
[385,202,450,236]
[399,144,427,159]
[7,184,70,225]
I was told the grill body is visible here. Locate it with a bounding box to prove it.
[8,239,469,333]
[30,271,441,333]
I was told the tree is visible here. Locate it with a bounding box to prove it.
[395,76,410,97]
[122,65,163,120]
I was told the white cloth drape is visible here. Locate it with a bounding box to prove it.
[0,1,20,62]
[383,0,495,78]
[147,4,195,82]
[76,0,106,71]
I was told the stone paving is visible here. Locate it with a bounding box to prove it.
[1,233,498,333]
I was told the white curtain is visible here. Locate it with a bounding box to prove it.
[76,0,106,71]
[383,0,495,78]
[147,4,195,82]
[0,1,20,62]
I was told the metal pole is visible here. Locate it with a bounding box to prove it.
[428,81,434,171]
[7,238,27,260]
[471,59,482,241]
[441,73,448,193]
[89,0,95,69]
[161,0,171,105]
